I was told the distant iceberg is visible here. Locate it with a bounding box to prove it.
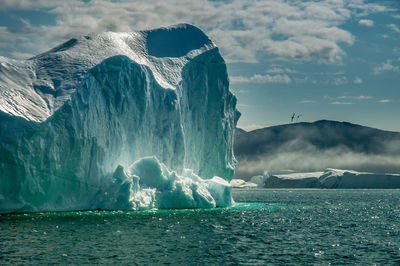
[0,24,240,213]
[230,179,258,188]
[257,169,400,189]
[319,169,400,189]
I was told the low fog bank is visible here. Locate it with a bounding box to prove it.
[234,120,400,180]
[235,151,400,180]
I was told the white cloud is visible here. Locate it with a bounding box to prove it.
[0,0,391,64]
[294,76,315,84]
[338,95,372,100]
[230,73,291,84]
[299,100,314,104]
[266,67,297,74]
[378,99,391,103]
[349,1,392,16]
[272,18,354,44]
[358,19,374,27]
[267,36,347,63]
[331,101,354,105]
[354,77,363,84]
[0,0,62,10]
[356,95,371,100]
[373,60,399,75]
[387,24,400,33]
[394,15,400,19]
[333,76,348,85]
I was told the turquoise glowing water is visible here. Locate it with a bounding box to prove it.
[1,189,400,264]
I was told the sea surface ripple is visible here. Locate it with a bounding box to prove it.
[1,189,400,264]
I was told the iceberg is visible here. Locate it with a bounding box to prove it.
[230,179,258,188]
[319,169,400,189]
[0,24,240,213]
[258,169,400,189]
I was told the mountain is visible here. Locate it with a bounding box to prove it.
[0,24,239,213]
[234,120,400,179]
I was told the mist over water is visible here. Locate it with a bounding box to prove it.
[234,121,400,179]
[235,149,400,179]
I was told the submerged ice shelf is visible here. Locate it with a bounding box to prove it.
[0,24,240,213]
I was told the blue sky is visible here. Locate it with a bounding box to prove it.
[0,0,399,131]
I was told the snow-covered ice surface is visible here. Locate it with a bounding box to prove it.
[274,172,324,179]
[260,169,400,188]
[319,168,400,189]
[0,24,240,213]
[230,179,258,188]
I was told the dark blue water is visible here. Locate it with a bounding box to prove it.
[1,189,400,264]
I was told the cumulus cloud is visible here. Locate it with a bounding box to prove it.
[358,19,374,26]
[378,99,391,103]
[387,24,400,33]
[230,74,291,84]
[266,67,297,74]
[373,60,399,75]
[0,0,61,10]
[299,100,314,104]
[331,101,354,105]
[0,0,391,64]
[349,1,392,15]
[338,95,372,100]
[333,76,348,85]
[354,77,363,84]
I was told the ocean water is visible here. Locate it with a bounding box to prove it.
[1,189,400,264]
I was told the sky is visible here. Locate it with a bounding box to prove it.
[0,0,399,131]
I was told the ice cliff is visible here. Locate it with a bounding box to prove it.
[0,24,240,213]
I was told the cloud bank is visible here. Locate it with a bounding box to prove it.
[235,138,400,179]
[0,0,391,64]
[236,151,400,179]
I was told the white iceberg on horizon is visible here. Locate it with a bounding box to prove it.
[230,178,258,188]
[257,168,400,189]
